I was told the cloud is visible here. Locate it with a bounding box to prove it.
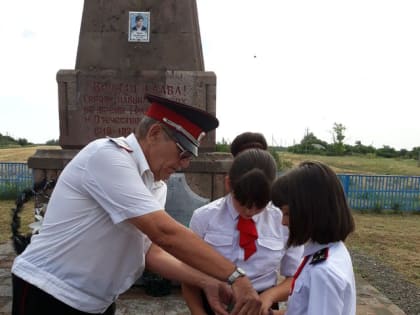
[21,29,36,39]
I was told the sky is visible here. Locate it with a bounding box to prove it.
[1,1,419,150]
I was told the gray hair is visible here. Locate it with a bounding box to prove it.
[136,116,158,139]
[135,116,174,141]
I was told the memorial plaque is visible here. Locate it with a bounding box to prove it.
[58,70,216,150]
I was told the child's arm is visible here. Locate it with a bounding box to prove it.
[181,283,210,315]
[259,277,293,312]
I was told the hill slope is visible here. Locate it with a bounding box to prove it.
[279,152,420,176]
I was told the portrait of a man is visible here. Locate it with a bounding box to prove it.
[129,11,150,42]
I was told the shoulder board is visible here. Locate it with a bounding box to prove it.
[107,137,133,152]
[309,247,329,265]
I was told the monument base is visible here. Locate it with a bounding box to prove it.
[27,149,232,201]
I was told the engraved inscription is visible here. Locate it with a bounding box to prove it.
[80,80,188,138]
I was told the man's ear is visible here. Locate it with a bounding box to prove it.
[224,175,231,193]
[146,123,164,143]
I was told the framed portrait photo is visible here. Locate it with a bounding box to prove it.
[128,11,150,42]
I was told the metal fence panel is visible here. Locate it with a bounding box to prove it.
[0,162,33,197]
[1,164,420,211]
[337,174,420,211]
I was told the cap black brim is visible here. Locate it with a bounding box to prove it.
[172,132,199,157]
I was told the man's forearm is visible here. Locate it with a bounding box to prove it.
[133,211,262,314]
[130,211,236,281]
[146,244,231,315]
[145,243,216,288]
[158,226,236,280]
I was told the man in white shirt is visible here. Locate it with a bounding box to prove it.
[11,94,261,315]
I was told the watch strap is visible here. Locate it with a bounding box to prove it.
[227,267,246,285]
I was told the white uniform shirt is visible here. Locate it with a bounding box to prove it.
[190,195,303,292]
[12,133,167,313]
[286,241,356,315]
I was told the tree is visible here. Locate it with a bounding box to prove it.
[45,139,59,145]
[332,123,346,144]
[216,138,230,153]
[353,140,376,155]
[376,145,397,158]
[17,138,29,146]
[332,123,346,155]
[287,129,328,154]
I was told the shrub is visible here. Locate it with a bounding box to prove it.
[0,184,21,200]
[215,143,230,153]
[373,202,383,214]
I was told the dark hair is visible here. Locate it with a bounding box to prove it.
[229,149,277,209]
[230,132,267,157]
[135,15,144,22]
[272,161,355,247]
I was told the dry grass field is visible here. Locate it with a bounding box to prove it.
[0,146,61,162]
[0,200,34,243]
[347,212,420,287]
[279,151,420,176]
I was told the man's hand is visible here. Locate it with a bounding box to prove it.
[202,278,233,315]
[230,277,262,315]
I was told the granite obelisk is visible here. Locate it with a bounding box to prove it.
[58,0,216,151]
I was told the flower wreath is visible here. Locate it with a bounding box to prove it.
[11,179,56,255]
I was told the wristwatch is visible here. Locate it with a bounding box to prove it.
[227,267,246,285]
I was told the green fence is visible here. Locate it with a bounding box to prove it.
[338,174,420,211]
[0,162,33,199]
[1,163,420,211]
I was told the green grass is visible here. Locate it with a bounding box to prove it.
[0,183,32,200]
[347,212,420,287]
[0,199,34,244]
[278,152,420,175]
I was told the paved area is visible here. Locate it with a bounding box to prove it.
[0,242,406,315]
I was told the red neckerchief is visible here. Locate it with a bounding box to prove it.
[237,217,258,260]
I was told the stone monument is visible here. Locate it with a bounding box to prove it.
[59,0,215,150]
[28,0,231,202]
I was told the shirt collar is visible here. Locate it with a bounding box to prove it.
[303,241,336,257]
[125,133,155,182]
[226,194,239,220]
[226,194,262,222]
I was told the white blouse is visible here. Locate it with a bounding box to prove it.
[286,241,356,315]
[190,195,303,292]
